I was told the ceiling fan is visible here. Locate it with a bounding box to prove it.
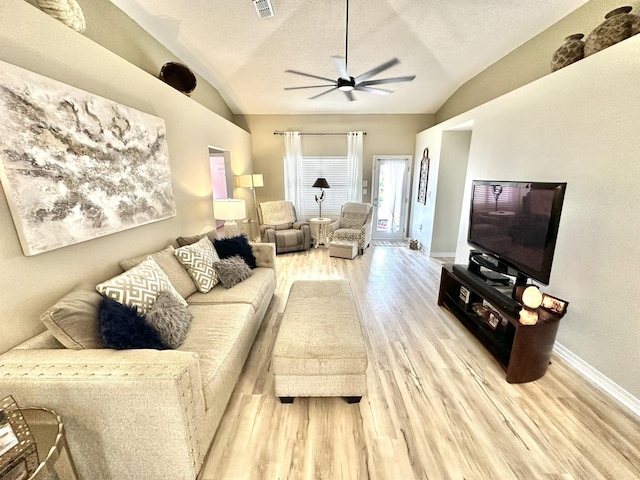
[284,0,416,101]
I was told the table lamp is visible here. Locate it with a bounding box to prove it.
[213,199,246,237]
[312,177,330,219]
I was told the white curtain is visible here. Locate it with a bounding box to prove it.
[283,131,302,209]
[347,131,364,202]
[385,160,406,232]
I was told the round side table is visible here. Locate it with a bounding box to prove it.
[309,217,332,248]
[23,407,79,480]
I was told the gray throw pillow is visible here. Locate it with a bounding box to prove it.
[40,283,104,349]
[144,291,193,348]
[176,229,218,247]
[212,256,252,289]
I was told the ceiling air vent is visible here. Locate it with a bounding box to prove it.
[253,0,274,19]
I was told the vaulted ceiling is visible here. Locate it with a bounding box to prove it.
[109,0,587,115]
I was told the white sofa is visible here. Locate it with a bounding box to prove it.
[0,239,276,479]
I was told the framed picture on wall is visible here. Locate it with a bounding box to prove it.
[0,60,176,256]
[417,147,430,205]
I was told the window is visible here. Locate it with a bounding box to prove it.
[287,156,352,220]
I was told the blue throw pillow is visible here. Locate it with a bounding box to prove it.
[99,296,167,350]
[213,234,257,269]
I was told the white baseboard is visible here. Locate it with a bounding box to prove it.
[554,342,640,418]
[430,251,456,258]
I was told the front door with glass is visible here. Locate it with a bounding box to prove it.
[371,156,411,240]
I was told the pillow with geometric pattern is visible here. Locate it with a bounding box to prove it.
[96,257,187,315]
[174,236,220,293]
[119,245,197,299]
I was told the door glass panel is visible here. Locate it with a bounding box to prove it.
[372,156,410,240]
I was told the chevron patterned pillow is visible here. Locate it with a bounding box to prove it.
[96,257,187,315]
[174,236,220,293]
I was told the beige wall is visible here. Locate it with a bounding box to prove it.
[414,35,640,399]
[431,131,471,256]
[240,114,434,209]
[436,0,640,123]
[22,0,236,124]
[0,0,252,353]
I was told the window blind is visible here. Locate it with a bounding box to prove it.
[298,156,351,220]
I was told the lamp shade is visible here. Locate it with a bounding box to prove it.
[237,174,264,188]
[312,177,330,189]
[236,175,252,188]
[213,199,246,220]
[252,174,264,188]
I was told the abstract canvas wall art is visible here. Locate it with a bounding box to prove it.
[0,60,176,256]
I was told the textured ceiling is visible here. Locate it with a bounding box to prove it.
[109,0,587,115]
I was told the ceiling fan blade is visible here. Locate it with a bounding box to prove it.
[285,69,337,84]
[354,58,400,83]
[359,75,416,86]
[331,56,350,81]
[343,90,355,101]
[284,84,336,91]
[309,87,339,100]
[354,85,393,96]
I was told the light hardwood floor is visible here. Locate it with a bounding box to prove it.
[200,245,640,480]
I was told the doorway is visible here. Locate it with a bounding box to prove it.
[372,155,411,240]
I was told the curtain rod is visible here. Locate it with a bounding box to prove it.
[273,131,366,136]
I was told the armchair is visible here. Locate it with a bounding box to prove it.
[328,202,373,254]
[258,200,311,254]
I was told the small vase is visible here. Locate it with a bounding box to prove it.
[159,62,197,96]
[551,33,585,71]
[584,6,635,56]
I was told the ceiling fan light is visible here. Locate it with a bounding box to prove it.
[338,85,354,92]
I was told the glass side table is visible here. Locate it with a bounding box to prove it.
[22,407,79,480]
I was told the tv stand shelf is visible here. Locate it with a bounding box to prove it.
[438,265,561,383]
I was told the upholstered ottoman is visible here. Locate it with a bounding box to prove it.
[329,240,358,259]
[273,280,368,404]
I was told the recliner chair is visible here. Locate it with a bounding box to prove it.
[258,200,311,254]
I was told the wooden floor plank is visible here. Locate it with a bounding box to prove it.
[200,245,640,480]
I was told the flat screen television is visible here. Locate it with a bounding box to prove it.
[467,180,567,285]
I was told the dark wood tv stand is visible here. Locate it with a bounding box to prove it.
[438,265,561,383]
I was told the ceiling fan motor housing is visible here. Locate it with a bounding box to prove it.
[337,76,355,91]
